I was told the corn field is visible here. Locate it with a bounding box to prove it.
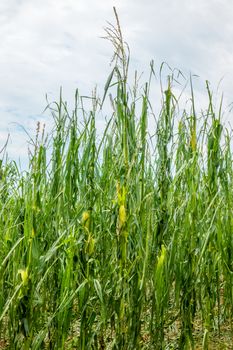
[0,11,233,350]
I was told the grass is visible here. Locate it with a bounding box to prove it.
[0,8,233,349]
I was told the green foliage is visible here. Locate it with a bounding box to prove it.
[0,10,233,350]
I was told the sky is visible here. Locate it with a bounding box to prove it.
[1,0,233,167]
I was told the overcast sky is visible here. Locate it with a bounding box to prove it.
[1,0,233,166]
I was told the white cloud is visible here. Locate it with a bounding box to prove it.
[0,0,233,165]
